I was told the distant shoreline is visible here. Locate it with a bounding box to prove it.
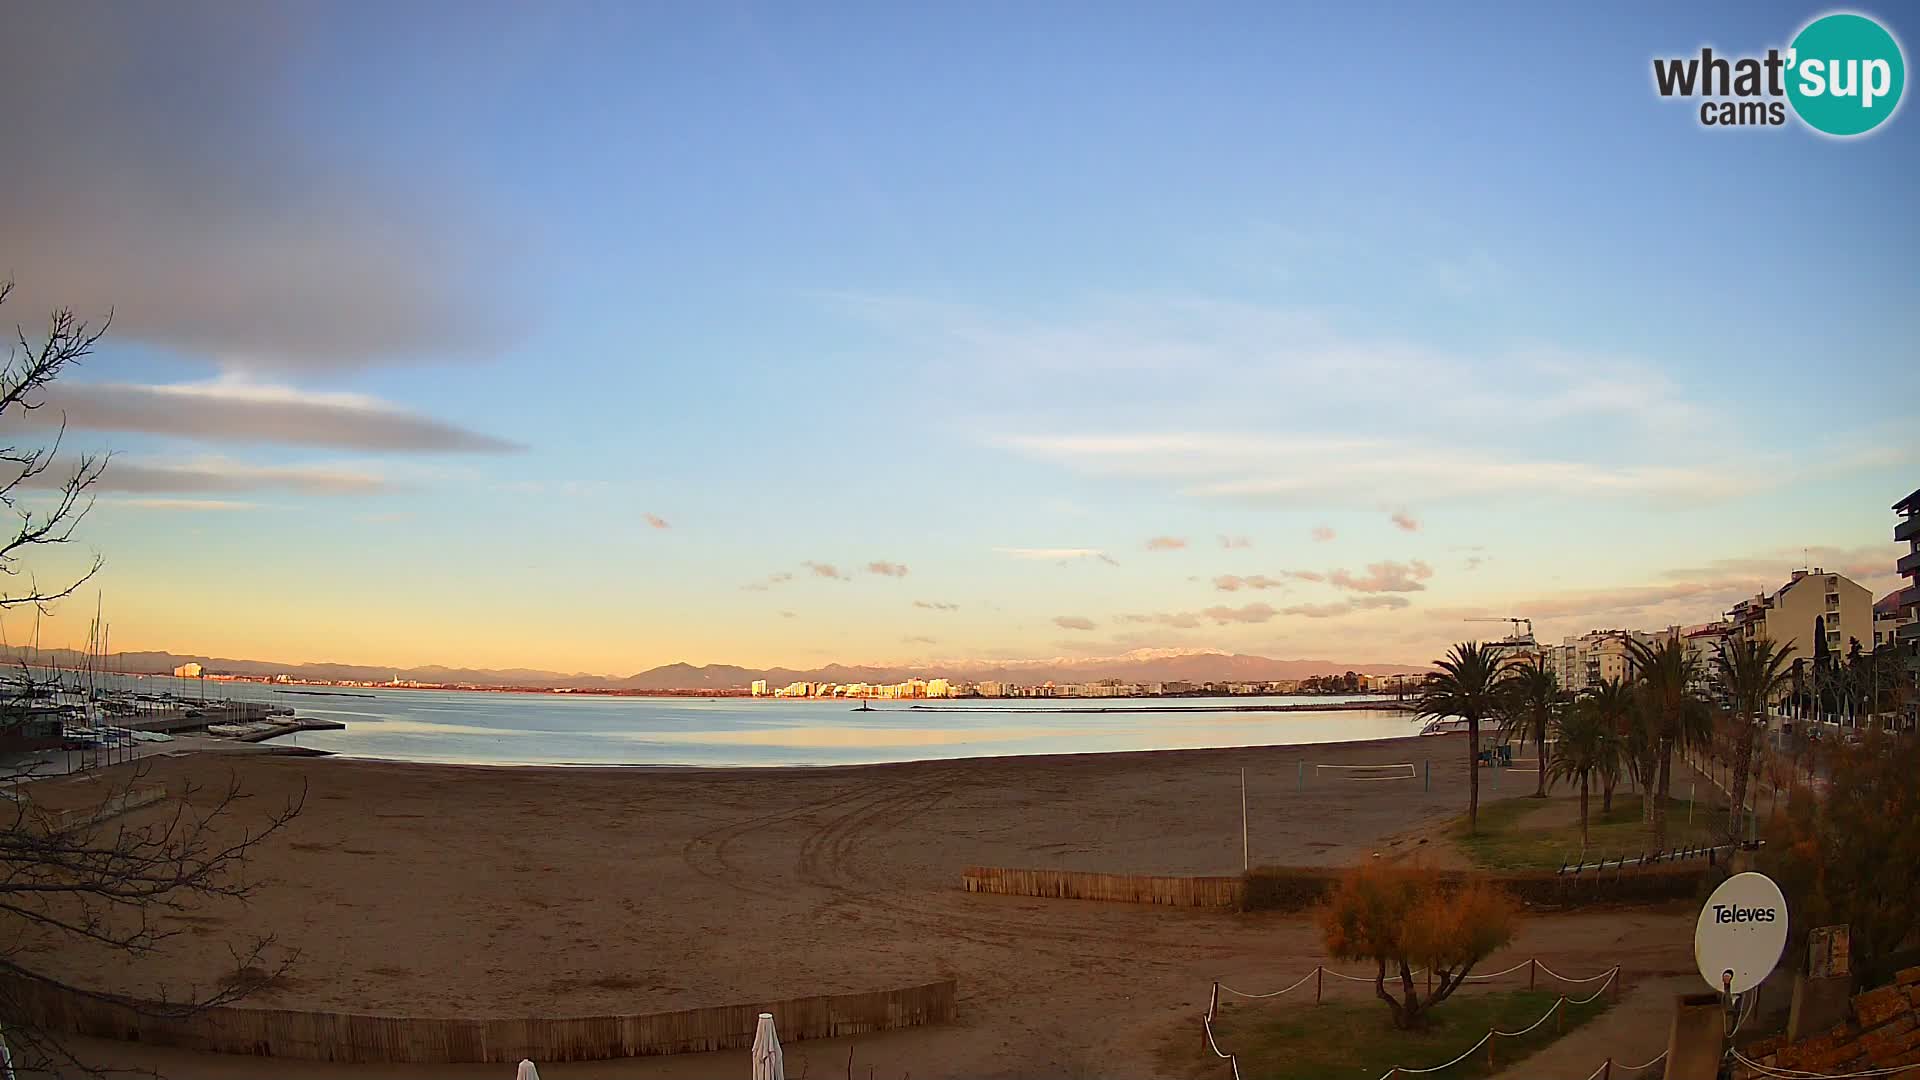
[905,699,1412,714]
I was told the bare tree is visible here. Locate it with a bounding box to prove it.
[0,280,109,618]
[0,282,303,1076]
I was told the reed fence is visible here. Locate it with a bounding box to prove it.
[962,865,1241,907]
[1,975,957,1063]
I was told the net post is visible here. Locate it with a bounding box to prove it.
[1316,965,1323,1004]
[1298,760,1305,790]
[1424,758,1430,792]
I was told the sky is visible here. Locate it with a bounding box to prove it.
[0,1,1915,675]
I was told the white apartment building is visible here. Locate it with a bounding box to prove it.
[1727,567,1874,664]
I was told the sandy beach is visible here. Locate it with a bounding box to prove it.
[33,737,1700,1078]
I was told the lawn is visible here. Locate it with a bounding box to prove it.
[1457,792,1725,871]
[1167,989,1611,1080]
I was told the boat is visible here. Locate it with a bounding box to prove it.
[1419,717,1472,736]
[853,700,873,712]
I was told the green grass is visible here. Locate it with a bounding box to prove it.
[1167,989,1611,1080]
[1458,792,1725,871]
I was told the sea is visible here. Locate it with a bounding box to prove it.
[110,677,1425,767]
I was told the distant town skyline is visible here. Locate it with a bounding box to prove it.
[0,3,1914,673]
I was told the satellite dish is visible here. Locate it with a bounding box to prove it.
[1695,872,1788,994]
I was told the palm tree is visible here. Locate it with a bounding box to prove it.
[1497,654,1564,798]
[1712,636,1795,843]
[1583,677,1635,813]
[1417,642,1509,834]
[1625,637,1710,848]
[1547,701,1619,853]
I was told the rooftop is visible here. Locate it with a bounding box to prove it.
[1894,487,1920,514]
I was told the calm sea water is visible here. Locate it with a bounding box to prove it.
[110,677,1424,767]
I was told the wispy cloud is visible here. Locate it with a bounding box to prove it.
[742,571,794,592]
[1200,603,1278,624]
[994,547,1120,566]
[32,456,391,495]
[1218,534,1253,549]
[643,513,671,530]
[1391,510,1421,532]
[1311,525,1336,542]
[1281,595,1413,618]
[901,634,938,645]
[1213,574,1288,592]
[779,610,797,619]
[1144,536,1188,551]
[803,561,848,581]
[1327,560,1434,593]
[866,560,910,578]
[32,377,522,452]
[1118,611,1203,629]
[111,497,260,512]
[1053,615,1097,631]
[914,600,960,612]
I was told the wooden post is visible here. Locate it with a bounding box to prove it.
[1529,958,1537,990]
[1556,997,1564,1034]
[1603,1058,1612,1080]
[1488,1034,1496,1071]
[1315,966,1323,1004]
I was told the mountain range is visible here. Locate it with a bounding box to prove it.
[3,646,1429,691]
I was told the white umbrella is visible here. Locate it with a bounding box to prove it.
[751,1012,784,1080]
[515,1060,539,1080]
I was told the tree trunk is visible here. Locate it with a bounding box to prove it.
[1536,720,1548,797]
[1653,737,1673,848]
[1374,957,1410,1029]
[1602,772,1615,814]
[1467,715,1481,834]
[1579,776,1590,852]
[1727,714,1754,844]
[1398,958,1423,1029]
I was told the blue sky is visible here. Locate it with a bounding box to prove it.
[1,2,1914,672]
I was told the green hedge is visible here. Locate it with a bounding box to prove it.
[1240,862,1706,913]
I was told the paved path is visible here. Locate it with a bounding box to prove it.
[1489,974,1689,1080]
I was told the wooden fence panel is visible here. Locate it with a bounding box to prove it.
[0,976,957,1063]
[961,865,1243,907]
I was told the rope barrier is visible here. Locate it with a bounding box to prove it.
[1208,967,1621,1080]
[1730,1050,1918,1079]
[1220,959,1615,996]
[1217,968,1319,1000]
[1201,1012,1245,1080]
[1619,1050,1667,1073]
[1460,959,1533,981]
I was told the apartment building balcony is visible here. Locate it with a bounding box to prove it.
[1898,548,1920,577]
[1897,514,1920,544]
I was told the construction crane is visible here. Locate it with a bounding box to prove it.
[1464,616,1534,641]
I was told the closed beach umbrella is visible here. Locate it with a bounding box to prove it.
[751,1012,784,1080]
[515,1060,539,1080]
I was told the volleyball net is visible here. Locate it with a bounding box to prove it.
[1313,762,1418,782]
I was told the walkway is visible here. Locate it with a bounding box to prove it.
[1489,974,1690,1080]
